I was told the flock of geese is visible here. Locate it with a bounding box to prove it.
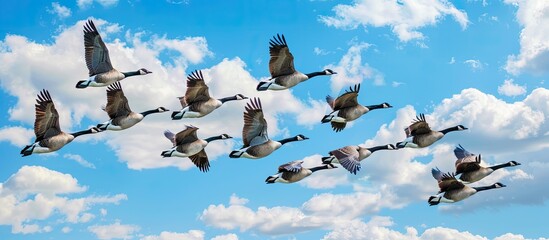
[19,20,521,206]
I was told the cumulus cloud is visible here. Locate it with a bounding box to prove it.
[211,233,239,240]
[141,230,204,240]
[0,166,127,234]
[326,42,384,93]
[48,2,71,19]
[498,79,527,97]
[320,0,469,42]
[88,221,140,240]
[504,0,549,75]
[78,0,119,9]
[0,126,34,147]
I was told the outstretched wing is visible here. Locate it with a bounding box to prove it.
[175,125,199,145]
[278,160,303,173]
[189,149,210,172]
[453,144,481,174]
[331,122,347,132]
[164,130,176,146]
[105,82,132,119]
[268,34,295,78]
[330,146,361,174]
[333,84,360,110]
[34,90,62,141]
[181,70,211,107]
[404,113,431,137]
[326,95,336,110]
[432,168,464,193]
[242,98,269,147]
[83,19,113,76]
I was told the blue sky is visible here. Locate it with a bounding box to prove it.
[0,0,548,239]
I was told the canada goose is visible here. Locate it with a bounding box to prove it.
[428,167,506,206]
[161,125,231,172]
[453,145,521,183]
[229,98,309,159]
[265,160,337,184]
[96,82,168,131]
[20,90,102,156]
[256,34,336,91]
[171,70,248,119]
[321,144,396,175]
[76,20,152,88]
[321,84,392,132]
[396,114,467,148]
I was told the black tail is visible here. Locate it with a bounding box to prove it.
[229,150,242,158]
[321,156,333,164]
[75,80,88,89]
[321,115,331,123]
[428,196,440,206]
[171,111,182,120]
[265,176,277,184]
[20,145,33,157]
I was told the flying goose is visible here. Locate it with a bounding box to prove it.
[453,145,521,183]
[96,82,168,131]
[171,70,248,119]
[396,114,467,148]
[76,20,152,88]
[229,98,309,159]
[265,160,337,184]
[256,34,336,91]
[321,84,392,132]
[161,125,231,172]
[321,144,396,175]
[428,167,506,206]
[21,90,101,156]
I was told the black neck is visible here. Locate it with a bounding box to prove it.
[70,129,94,138]
[123,70,140,77]
[278,136,298,145]
[205,135,225,143]
[367,145,388,153]
[440,126,460,135]
[309,165,330,172]
[140,109,159,116]
[490,162,512,171]
[365,104,385,110]
[305,71,325,79]
[473,185,497,192]
[218,96,238,103]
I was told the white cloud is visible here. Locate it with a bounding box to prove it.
[498,79,527,97]
[62,226,72,233]
[0,166,127,234]
[63,153,96,169]
[449,57,456,64]
[314,47,332,55]
[326,42,384,93]
[211,233,239,240]
[141,230,204,240]
[100,208,108,216]
[297,154,349,189]
[89,221,140,240]
[505,0,549,75]
[0,126,34,147]
[463,59,483,70]
[48,2,71,19]
[229,194,249,206]
[320,0,469,42]
[78,0,119,9]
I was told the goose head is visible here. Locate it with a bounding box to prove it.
[381,102,393,108]
[220,134,232,139]
[456,125,468,131]
[235,94,248,100]
[323,69,337,75]
[508,161,521,166]
[493,182,506,188]
[295,134,309,141]
[139,68,153,75]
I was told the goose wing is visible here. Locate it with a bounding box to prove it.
[242,98,269,147]
[278,160,303,173]
[34,90,62,141]
[333,84,360,110]
[432,168,464,193]
[331,122,347,132]
[189,149,210,172]
[326,95,336,110]
[83,19,113,76]
[175,125,199,145]
[180,70,211,108]
[105,82,132,119]
[163,130,176,146]
[454,145,481,174]
[330,146,360,174]
[268,34,295,78]
[404,113,431,137]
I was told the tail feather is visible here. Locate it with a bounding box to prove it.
[171,111,182,120]
[428,196,440,206]
[321,156,334,164]
[321,115,332,123]
[75,80,88,89]
[20,145,33,157]
[265,175,278,184]
[229,150,243,158]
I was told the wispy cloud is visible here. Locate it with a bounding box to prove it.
[48,2,71,19]
[63,153,97,169]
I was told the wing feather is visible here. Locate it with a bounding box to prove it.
[181,70,211,107]
[175,125,199,145]
[34,90,61,141]
[278,160,303,173]
[105,82,132,119]
[333,84,360,110]
[189,149,210,172]
[404,113,431,137]
[268,34,295,77]
[83,19,113,76]
[242,98,269,147]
